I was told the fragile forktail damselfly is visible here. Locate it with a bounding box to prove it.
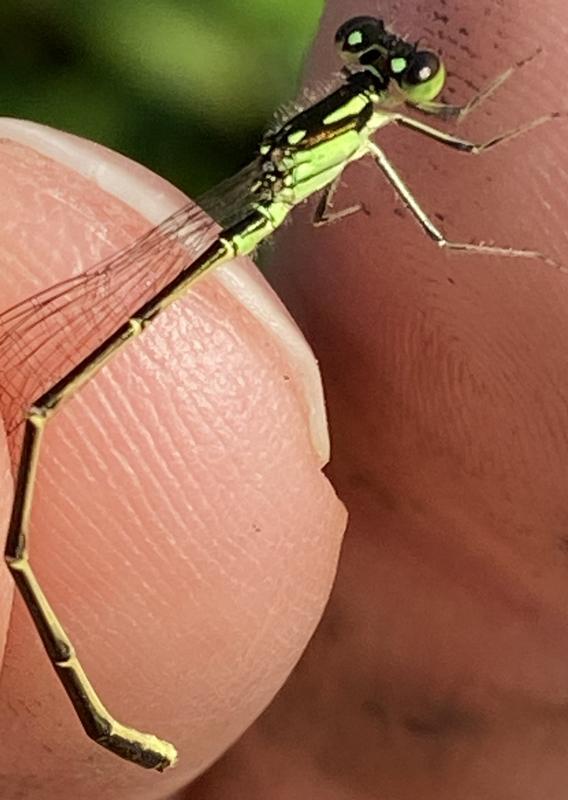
[0,14,559,771]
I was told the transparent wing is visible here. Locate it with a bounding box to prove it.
[0,153,265,463]
[2,167,253,473]
[0,202,221,452]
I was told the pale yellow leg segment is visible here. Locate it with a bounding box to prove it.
[366,140,562,267]
[390,111,558,155]
[313,175,369,227]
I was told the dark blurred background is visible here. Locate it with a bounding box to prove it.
[0,0,324,197]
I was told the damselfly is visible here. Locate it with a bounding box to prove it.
[0,14,558,770]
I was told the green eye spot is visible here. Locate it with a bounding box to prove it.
[347,30,364,48]
[390,57,407,74]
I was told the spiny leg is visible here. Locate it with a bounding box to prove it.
[409,65,515,121]
[366,140,555,263]
[410,49,542,122]
[313,175,369,227]
[389,110,558,155]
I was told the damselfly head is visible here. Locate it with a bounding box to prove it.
[335,15,446,102]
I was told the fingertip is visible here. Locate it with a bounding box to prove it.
[0,121,347,796]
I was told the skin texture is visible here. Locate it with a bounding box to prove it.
[188,0,568,798]
[0,133,345,794]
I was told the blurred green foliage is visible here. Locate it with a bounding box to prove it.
[0,0,323,196]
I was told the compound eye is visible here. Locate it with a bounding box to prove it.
[335,16,385,64]
[399,50,446,102]
[402,50,441,85]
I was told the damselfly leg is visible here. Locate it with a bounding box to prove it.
[363,113,562,266]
